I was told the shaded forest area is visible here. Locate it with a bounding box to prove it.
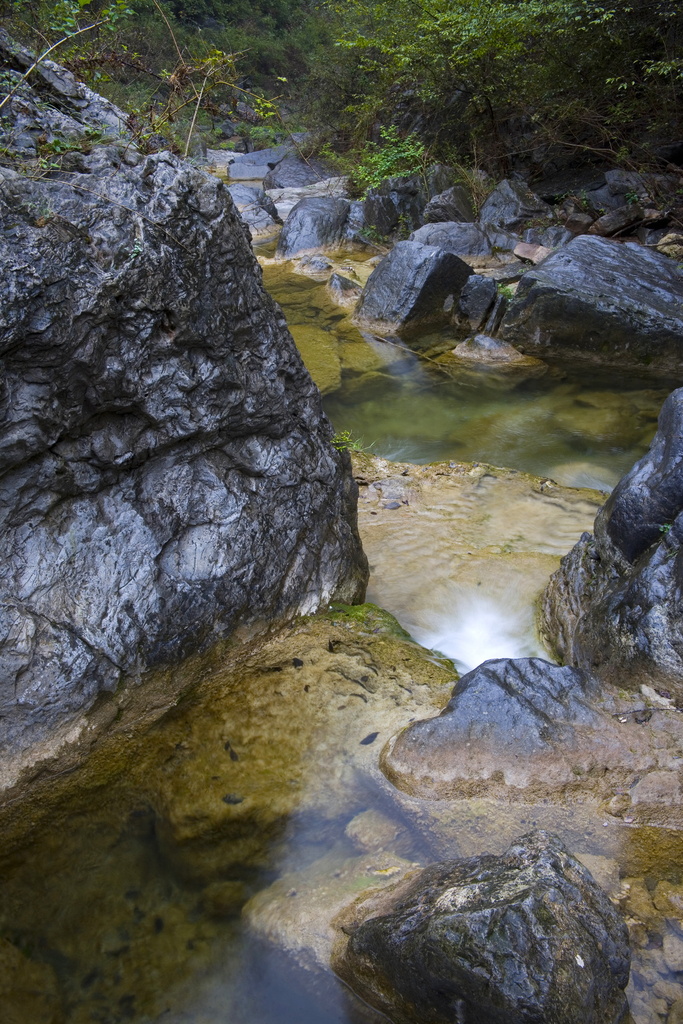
[1,0,682,187]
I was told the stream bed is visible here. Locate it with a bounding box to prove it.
[3,248,683,1024]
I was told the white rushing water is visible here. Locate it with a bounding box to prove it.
[409,585,548,674]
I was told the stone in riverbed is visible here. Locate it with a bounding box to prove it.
[500,234,683,369]
[479,178,554,232]
[326,272,362,308]
[353,241,472,332]
[0,139,367,786]
[275,197,352,258]
[423,185,475,223]
[452,334,541,365]
[332,830,631,1024]
[457,274,498,327]
[589,204,644,237]
[410,220,492,256]
[542,387,683,702]
[227,182,281,237]
[263,154,330,189]
[0,935,63,1024]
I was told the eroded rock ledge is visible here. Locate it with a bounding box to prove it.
[0,143,367,790]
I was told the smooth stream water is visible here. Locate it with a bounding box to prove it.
[3,245,683,1024]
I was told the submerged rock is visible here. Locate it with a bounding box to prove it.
[542,386,683,701]
[332,831,631,1024]
[353,241,472,332]
[501,235,683,369]
[275,197,352,258]
[0,140,367,786]
[452,334,542,365]
[326,272,362,308]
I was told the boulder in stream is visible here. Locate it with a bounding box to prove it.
[479,178,554,232]
[543,386,683,702]
[500,235,683,370]
[263,154,330,189]
[410,220,492,256]
[423,185,475,223]
[0,125,367,787]
[227,182,281,237]
[275,197,352,258]
[353,241,472,332]
[332,830,631,1024]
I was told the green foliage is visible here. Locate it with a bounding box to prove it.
[351,125,426,196]
[320,0,683,169]
[330,430,374,453]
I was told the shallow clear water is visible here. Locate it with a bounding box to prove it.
[3,247,683,1024]
[259,249,677,489]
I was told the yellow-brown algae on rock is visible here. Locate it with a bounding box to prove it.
[0,936,63,1024]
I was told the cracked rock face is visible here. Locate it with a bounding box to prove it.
[542,386,683,701]
[0,143,367,774]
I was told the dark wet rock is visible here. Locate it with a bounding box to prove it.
[589,204,644,237]
[410,221,492,256]
[564,212,595,235]
[327,273,362,308]
[479,179,553,233]
[353,241,472,332]
[458,276,498,328]
[0,142,368,771]
[333,830,631,1024]
[483,293,509,336]
[364,169,454,237]
[500,235,683,369]
[486,226,525,251]
[535,168,607,204]
[423,185,475,223]
[605,168,680,205]
[227,183,281,238]
[275,197,352,258]
[263,155,330,189]
[542,387,683,701]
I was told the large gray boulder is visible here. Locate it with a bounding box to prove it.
[227,183,281,237]
[262,154,330,189]
[543,387,683,702]
[423,184,475,223]
[333,830,630,1024]
[410,221,492,256]
[458,274,498,327]
[353,241,472,331]
[0,145,368,777]
[275,197,352,258]
[479,178,553,232]
[500,235,683,369]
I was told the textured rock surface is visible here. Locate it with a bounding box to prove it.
[353,241,472,331]
[542,387,683,701]
[501,235,683,369]
[262,154,330,189]
[423,185,475,223]
[0,143,367,779]
[479,178,553,232]
[326,272,362,308]
[458,274,498,326]
[0,30,128,160]
[410,220,492,256]
[227,182,281,237]
[275,197,353,258]
[332,831,631,1024]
